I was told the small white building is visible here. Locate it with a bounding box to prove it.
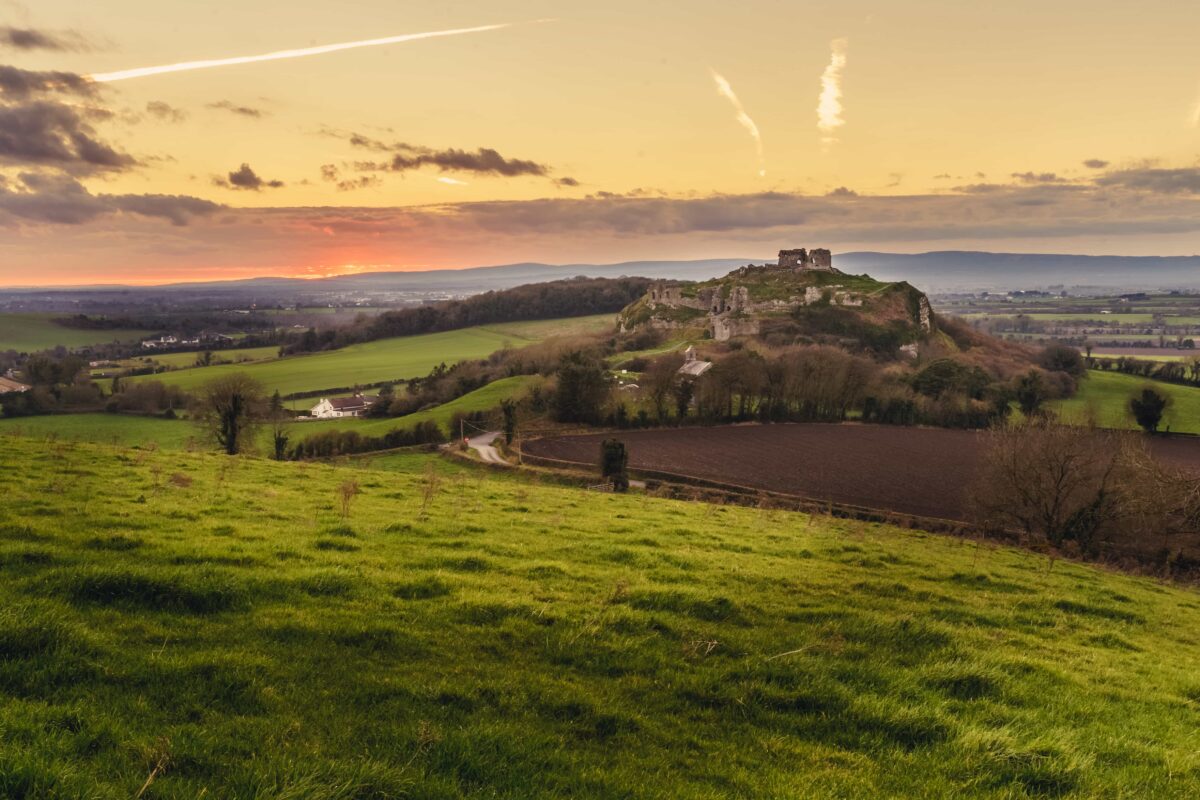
[141,335,178,349]
[677,346,713,378]
[310,394,379,419]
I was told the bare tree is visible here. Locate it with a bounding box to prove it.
[970,419,1126,552]
[196,373,265,455]
[970,419,1200,556]
[264,389,290,460]
[643,353,684,422]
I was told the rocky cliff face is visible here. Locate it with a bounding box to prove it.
[618,258,935,352]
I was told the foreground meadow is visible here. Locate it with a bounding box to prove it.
[1,435,1198,798]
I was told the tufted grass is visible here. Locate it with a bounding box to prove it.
[0,436,1198,797]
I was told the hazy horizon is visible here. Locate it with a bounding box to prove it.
[3,1,1200,285]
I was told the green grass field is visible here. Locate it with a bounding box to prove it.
[0,313,154,353]
[140,346,282,370]
[1052,370,1200,433]
[1,435,1197,797]
[0,376,544,451]
[124,316,614,397]
[960,312,1200,325]
[296,375,544,439]
[0,413,202,450]
[1091,350,1195,362]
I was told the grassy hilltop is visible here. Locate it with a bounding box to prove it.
[619,265,932,349]
[2,436,1199,797]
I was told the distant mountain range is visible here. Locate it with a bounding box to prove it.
[7,252,1200,297]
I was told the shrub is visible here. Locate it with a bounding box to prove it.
[1129,386,1169,433]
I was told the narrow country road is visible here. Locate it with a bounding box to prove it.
[465,430,645,488]
[466,431,509,464]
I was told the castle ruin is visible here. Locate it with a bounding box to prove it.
[634,247,884,341]
[777,248,833,271]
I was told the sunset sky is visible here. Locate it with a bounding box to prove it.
[2,0,1199,285]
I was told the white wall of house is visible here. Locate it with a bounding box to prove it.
[311,399,338,418]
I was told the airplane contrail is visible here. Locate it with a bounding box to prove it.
[817,38,848,146]
[89,21,546,83]
[710,69,766,177]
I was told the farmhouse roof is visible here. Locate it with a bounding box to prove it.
[0,376,31,394]
[678,360,713,377]
[324,394,380,410]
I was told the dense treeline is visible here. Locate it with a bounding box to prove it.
[553,337,1082,432]
[286,420,445,459]
[0,353,103,417]
[1093,354,1200,387]
[282,277,649,354]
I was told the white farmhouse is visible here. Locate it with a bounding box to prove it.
[309,394,379,419]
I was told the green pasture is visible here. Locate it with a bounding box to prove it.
[961,312,1200,325]
[1091,350,1196,362]
[295,375,545,440]
[0,313,154,353]
[0,375,543,452]
[124,316,614,397]
[141,346,281,369]
[1051,370,1200,433]
[1,436,1198,796]
[0,413,200,450]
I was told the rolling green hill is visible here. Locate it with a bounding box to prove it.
[296,375,544,439]
[1051,370,1200,434]
[0,313,154,353]
[1,436,1198,797]
[124,316,613,397]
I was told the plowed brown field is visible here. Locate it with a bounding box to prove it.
[524,423,1200,523]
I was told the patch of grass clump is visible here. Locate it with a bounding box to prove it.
[924,662,1004,700]
[435,556,491,573]
[455,602,538,626]
[1053,599,1144,624]
[964,732,1085,797]
[393,576,452,600]
[55,567,245,614]
[626,590,744,623]
[1085,632,1142,651]
[313,539,360,552]
[0,549,56,567]
[295,571,356,597]
[83,534,143,551]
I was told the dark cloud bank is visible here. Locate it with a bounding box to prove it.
[0,65,218,226]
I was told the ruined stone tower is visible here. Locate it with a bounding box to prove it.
[777,248,834,272]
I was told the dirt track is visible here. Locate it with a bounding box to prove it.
[524,424,1200,523]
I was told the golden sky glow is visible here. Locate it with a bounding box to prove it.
[2,0,1200,284]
